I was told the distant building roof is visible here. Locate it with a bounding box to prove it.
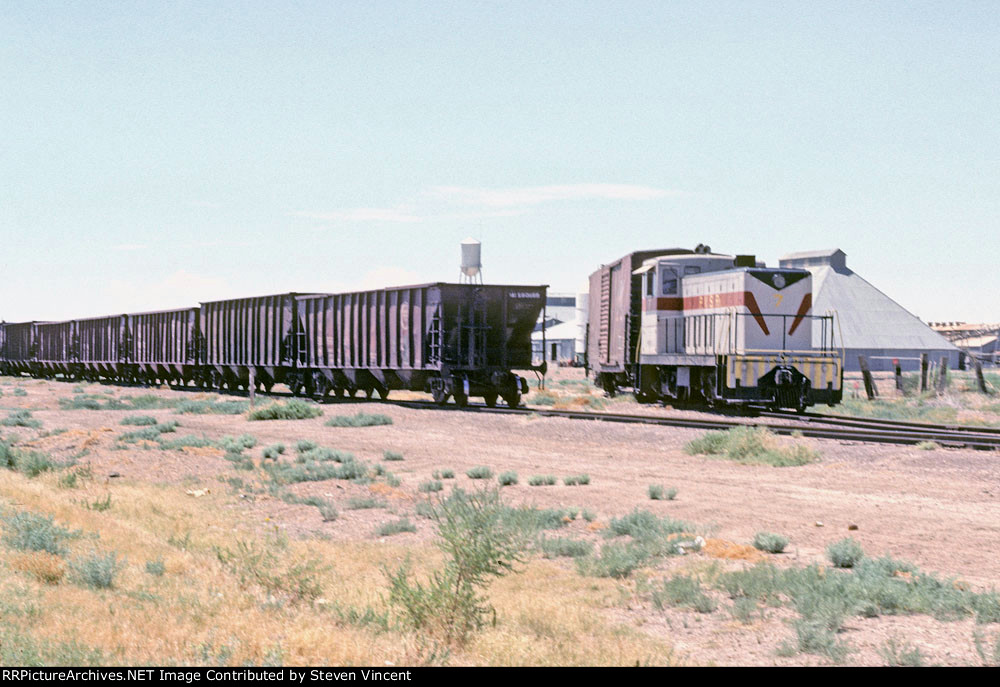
[531,321,578,341]
[779,248,848,272]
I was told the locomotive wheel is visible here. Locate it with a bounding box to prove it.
[483,392,498,408]
[431,387,450,406]
[453,392,468,408]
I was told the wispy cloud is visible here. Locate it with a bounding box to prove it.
[429,183,680,207]
[113,243,147,252]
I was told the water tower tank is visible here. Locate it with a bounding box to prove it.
[460,238,482,282]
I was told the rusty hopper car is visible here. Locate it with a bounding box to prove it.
[294,283,547,406]
[127,308,201,385]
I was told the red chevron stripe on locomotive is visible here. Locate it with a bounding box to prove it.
[643,291,811,336]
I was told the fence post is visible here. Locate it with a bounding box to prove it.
[894,358,904,394]
[935,356,949,394]
[919,353,929,393]
[974,359,990,394]
[858,355,877,400]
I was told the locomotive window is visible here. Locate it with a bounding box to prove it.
[661,268,678,295]
[645,273,654,297]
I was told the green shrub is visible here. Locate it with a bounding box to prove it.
[538,537,592,559]
[295,439,318,453]
[497,471,518,486]
[651,575,717,613]
[433,469,455,480]
[419,480,444,493]
[157,434,216,451]
[752,531,790,554]
[248,399,323,421]
[563,474,590,486]
[69,550,124,589]
[1,410,41,429]
[317,500,338,522]
[176,398,249,415]
[120,415,158,426]
[685,426,820,467]
[145,558,166,576]
[827,538,864,568]
[13,387,28,397]
[577,541,654,579]
[606,508,693,540]
[219,434,258,453]
[264,457,369,485]
[2,446,57,477]
[916,441,940,451]
[648,484,677,500]
[214,537,325,604]
[383,450,404,461]
[880,637,926,667]
[123,395,177,410]
[347,496,387,510]
[385,487,531,644]
[466,466,493,480]
[376,519,417,537]
[325,412,392,427]
[527,475,556,486]
[2,511,79,555]
[261,444,286,460]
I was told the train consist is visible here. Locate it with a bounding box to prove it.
[587,246,843,411]
[0,283,547,408]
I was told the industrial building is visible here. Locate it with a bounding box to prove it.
[778,249,961,372]
[532,291,587,365]
[929,322,1000,365]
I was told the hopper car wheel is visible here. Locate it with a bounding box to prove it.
[364,387,375,400]
[453,393,468,408]
[348,388,358,398]
[483,393,498,408]
[289,379,303,396]
[502,391,521,408]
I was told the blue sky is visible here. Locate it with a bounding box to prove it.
[1,1,997,322]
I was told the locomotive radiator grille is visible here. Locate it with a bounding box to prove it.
[726,355,841,391]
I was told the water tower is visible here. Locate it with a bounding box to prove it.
[459,238,483,284]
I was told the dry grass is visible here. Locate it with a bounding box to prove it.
[0,463,677,666]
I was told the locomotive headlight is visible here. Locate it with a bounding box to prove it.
[773,274,786,289]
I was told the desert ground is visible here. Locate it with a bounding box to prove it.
[1,368,998,666]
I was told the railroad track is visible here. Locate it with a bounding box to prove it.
[76,379,1000,451]
[387,400,1000,451]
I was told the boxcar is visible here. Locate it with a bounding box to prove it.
[294,283,547,406]
[127,308,200,385]
[587,248,700,393]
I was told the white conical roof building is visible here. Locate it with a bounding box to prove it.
[779,249,960,371]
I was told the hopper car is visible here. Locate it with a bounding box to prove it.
[0,283,547,407]
[587,247,843,411]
